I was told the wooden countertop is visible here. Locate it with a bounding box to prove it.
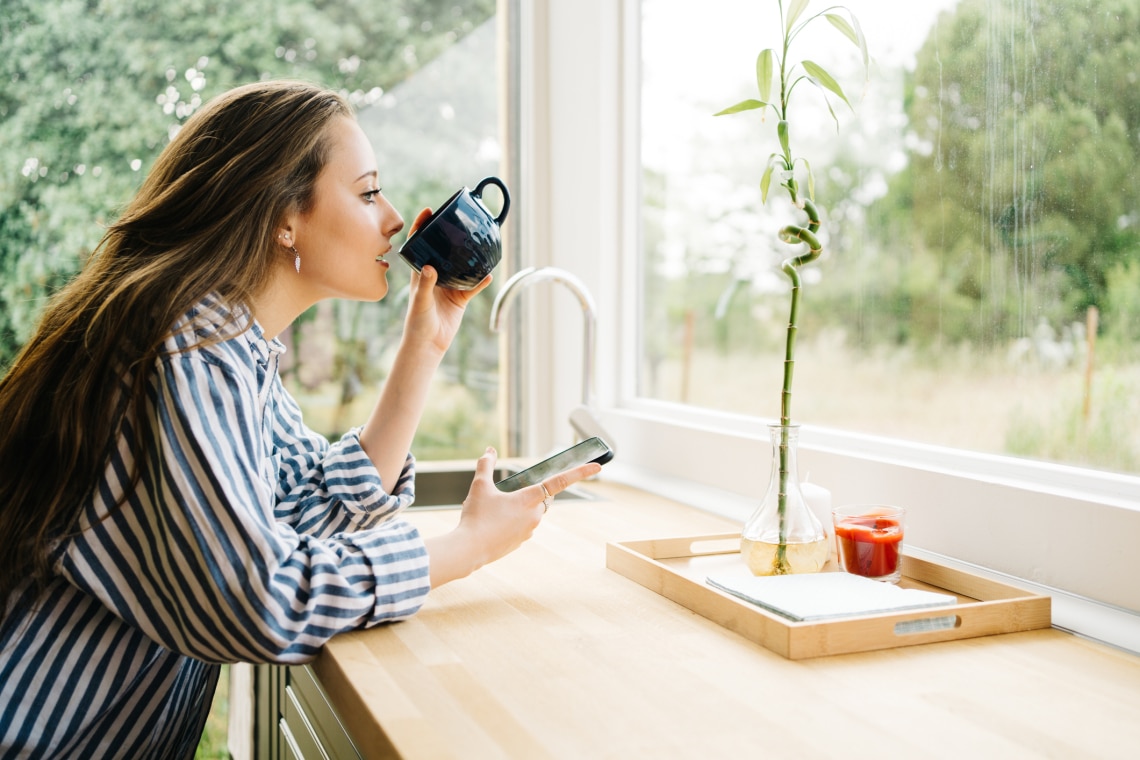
[313,479,1140,759]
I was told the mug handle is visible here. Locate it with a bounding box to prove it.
[473,176,511,226]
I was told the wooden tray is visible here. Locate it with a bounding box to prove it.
[606,533,1052,660]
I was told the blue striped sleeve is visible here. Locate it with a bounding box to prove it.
[53,345,431,665]
[266,379,417,537]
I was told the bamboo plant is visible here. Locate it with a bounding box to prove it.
[715,0,868,573]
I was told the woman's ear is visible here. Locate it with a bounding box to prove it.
[276,203,304,250]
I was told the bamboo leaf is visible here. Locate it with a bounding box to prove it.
[851,12,870,72]
[820,88,840,130]
[777,120,790,160]
[760,163,775,203]
[756,49,774,104]
[802,60,852,109]
[762,153,785,203]
[714,98,766,116]
[803,158,815,200]
[824,13,858,46]
[785,0,810,32]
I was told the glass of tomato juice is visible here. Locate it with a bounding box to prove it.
[832,505,906,583]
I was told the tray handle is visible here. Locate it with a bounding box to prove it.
[616,533,741,561]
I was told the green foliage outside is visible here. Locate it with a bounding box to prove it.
[194,665,229,759]
[0,0,500,454]
[817,0,1140,355]
[821,0,1140,469]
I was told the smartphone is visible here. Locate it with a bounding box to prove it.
[494,436,614,493]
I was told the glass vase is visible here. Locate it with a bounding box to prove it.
[741,424,829,575]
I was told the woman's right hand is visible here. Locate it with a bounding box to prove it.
[422,446,602,588]
[401,207,492,357]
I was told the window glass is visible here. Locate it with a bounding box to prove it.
[0,0,506,461]
[639,0,1140,474]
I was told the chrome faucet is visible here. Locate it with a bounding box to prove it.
[489,266,615,448]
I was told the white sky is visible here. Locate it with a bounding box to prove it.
[643,0,961,81]
[641,0,963,278]
[642,0,962,146]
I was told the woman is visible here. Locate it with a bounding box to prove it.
[0,80,599,758]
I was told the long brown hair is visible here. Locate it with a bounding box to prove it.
[0,80,353,603]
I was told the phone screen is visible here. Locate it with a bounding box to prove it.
[494,436,614,492]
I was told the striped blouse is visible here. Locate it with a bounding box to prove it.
[0,296,432,758]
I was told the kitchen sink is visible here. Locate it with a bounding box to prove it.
[410,462,596,509]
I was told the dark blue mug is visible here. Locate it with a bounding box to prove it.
[397,176,511,290]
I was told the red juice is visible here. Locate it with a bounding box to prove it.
[834,514,903,580]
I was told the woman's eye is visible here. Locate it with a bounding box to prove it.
[363,189,381,203]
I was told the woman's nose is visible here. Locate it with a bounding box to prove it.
[382,195,404,238]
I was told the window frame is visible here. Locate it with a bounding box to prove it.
[518,0,1140,650]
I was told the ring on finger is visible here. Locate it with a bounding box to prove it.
[541,483,553,513]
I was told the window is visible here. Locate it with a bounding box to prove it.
[638,0,1140,476]
[0,0,510,462]
[527,0,1140,644]
[282,5,513,460]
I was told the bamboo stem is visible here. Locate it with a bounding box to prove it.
[772,199,822,573]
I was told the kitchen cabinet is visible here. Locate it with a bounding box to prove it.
[255,663,363,760]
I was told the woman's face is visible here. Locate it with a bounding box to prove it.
[290,116,404,302]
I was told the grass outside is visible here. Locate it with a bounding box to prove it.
[195,665,229,759]
[650,338,1140,473]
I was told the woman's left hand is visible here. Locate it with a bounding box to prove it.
[422,446,603,587]
[402,208,492,355]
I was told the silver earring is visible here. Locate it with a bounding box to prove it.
[291,246,300,273]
